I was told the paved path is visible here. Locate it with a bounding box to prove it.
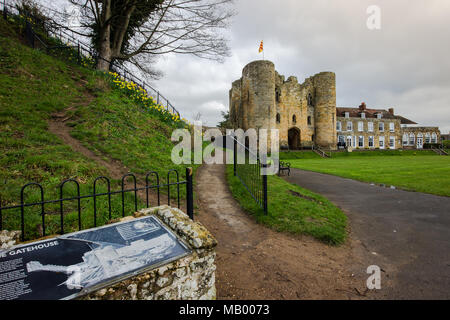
[284,169,450,299]
[195,164,378,300]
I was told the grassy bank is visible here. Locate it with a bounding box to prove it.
[0,18,196,240]
[225,165,347,245]
[290,155,450,197]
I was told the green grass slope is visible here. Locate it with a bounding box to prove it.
[0,19,193,240]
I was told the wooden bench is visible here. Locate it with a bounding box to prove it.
[279,161,291,176]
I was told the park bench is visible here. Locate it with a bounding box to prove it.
[279,161,291,176]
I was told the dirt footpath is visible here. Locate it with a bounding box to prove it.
[195,164,384,300]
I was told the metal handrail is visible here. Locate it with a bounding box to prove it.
[2,1,181,117]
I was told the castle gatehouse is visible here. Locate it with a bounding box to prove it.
[229,60,440,150]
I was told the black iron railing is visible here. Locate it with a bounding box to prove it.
[0,168,194,242]
[1,0,180,117]
[232,136,268,214]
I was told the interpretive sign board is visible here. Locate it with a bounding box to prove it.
[0,215,191,300]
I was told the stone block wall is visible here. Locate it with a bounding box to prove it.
[313,72,337,150]
[229,60,337,150]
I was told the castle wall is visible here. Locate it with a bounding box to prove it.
[230,61,441,151]
[275,74,315,148]
[229,79,242,129]
[313,72,337,149]
[230,60,337,150]
[241,60,276,132]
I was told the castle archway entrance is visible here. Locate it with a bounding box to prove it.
[288,127,301,150]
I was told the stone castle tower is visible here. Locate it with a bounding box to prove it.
[229,60,337,150]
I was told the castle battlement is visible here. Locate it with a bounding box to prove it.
[230,60,337,149]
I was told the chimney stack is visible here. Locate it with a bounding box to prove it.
[359,102,366,111]
[389,108,394,115]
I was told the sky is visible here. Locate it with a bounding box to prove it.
[41,0,450,133]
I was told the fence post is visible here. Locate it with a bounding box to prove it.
[262,164,268,215]
[186,167,194,220]
[25,21,35,48]
[233,136,237,176]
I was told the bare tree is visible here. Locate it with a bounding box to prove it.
[70,0,235,73]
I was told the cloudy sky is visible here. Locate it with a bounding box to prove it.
[43,0,450,133]
[153,0,450,133]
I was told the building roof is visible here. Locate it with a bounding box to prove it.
[336,103,417,124]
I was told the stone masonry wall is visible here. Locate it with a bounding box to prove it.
[401,126,440,147]
[230,60,337,150]
[0,206,217,300]
[0,230,21,250]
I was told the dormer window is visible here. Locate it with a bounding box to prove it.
[361,113,365,119]
[377,113,382,119]
[345,112,350,118]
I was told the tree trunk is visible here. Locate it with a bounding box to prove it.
[97,27,112,71]
[96,0,112,71]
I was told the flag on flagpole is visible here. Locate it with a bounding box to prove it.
[259,40,264,53]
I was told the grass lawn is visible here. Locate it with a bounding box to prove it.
[289,154,450,197]
[225,165,347,245]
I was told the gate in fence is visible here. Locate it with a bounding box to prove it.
[230,136,268,215]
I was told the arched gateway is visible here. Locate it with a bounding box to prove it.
[288,127,301,150]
